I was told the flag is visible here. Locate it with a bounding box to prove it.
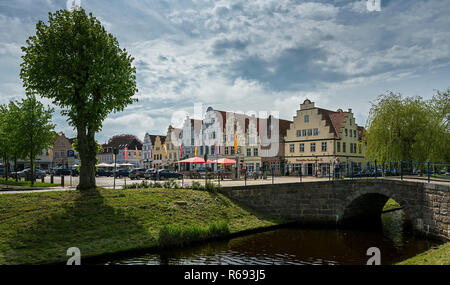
[48,149,52,160]
[195,146,198,156]
[113,154,115,161]
[150,148,153,160]
[234,133,238,152]
[180,144,183,157]
[163,144,167,157]
[135,146,139,159]
[124,147,128,160]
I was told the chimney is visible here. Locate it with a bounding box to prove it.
[348,108,352,113]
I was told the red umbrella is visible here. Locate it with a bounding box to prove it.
[177,157,205,163]
[214,158,237,165]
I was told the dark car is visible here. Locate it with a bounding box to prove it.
[158,169,183,180]
[96,168,112,177]
[129,168,147,180]
[113,169,130,178]
[16,168,46,180]
[71,168,79,176]
[52,168,72,176]
[144,168,157,180]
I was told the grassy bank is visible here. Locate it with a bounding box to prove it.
[0,178,58,188]
[382,198,402,212]
[397,242,450,265]
[0,187,285,265]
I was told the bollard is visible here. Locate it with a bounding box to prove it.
[374,160,377,179]
[244,171,247,186]
[41,176,45,183]
[328,164,331,181]
[427,161,430,183]
[61,175,64,187]
[299,169,302,183]
[50,174,54,184]
[182,174,184,188]
[400,161,403,181]
[70,175,72,187]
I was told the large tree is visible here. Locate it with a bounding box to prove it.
[16,94,56,186]
[20,8,138,190]
[365,91,450,162]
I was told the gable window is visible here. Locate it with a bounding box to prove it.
[253,148,258,156]
[354,130,357,138]
[302,130,307,136]
[297,130,301,137]
[304,115,309,123]
[343,142,346,153]
[350,130,352,137]
[313,128,319,136]
[247,148,251,156]
[345,129,348,136]
[307,129,312,136]
[225,147,229,155]
[337,142,341,152]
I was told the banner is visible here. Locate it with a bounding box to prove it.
[135,146,139,159]
[124,148,128,160]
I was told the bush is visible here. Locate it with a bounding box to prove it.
[163,178,180,189]
[191,181,203,190]
[158,220,230,248]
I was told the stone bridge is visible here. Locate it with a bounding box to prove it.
[219,179,450,241]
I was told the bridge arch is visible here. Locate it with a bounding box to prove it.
[338,190,415,229]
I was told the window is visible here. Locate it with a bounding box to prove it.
[247,148,251,156]
[297,130,301,137]
[337,142,341,152]
[358,143,362,154]
[343,142,346,153]
[289,144,295,153]
[211,145,214,154]
[307,129,312,136]
[231,148,235,155]
[299,143,304,152]
[302,130,307,136]
[310,143,316,152]
[345,129,348,136]
[354,130,357,138]
[253,148,258,156]
[304,115,309,123]
[169,153,172,159]
[313,128,319,136]
[350,130,352,137]
[322,142,327,152]
[225,147,229,155]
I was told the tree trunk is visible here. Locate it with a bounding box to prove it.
[14,155,18,182]
[76,125,97,190]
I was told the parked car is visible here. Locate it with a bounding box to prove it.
[96,168,112,177]
[144,168,157,180]
[129,168,147,180]
[16,168,46,180]
[52,168,72,176]
[157,169,183,180]
[113,169,130,178]
[71,168,79,176]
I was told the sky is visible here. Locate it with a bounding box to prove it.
[1,0,449,143]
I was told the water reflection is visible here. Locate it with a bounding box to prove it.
[102,210,438,265]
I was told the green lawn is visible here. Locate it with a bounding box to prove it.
[397,242,450,265]
[0,178,59,188]
[383,198,402,212]
[0,187,285,265]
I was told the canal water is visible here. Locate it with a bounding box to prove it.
[100,210,440,265]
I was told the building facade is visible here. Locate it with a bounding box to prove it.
[284,99,366,176]
[98,134,143,167]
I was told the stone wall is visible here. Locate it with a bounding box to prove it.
[219,179,450,241]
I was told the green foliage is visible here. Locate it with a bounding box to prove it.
[20,8,138,189]
[158,220,230,248]
[191,181,203,190]
[365,91,450,162]
[163,178,180,189]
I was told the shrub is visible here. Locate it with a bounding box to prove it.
[191,181,203,190]
[163,178,180,189]
[158,220,230,248]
